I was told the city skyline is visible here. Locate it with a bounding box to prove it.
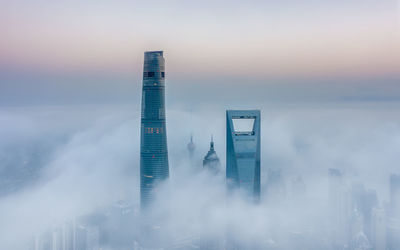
[1,82,400,249]
[1,1,400,249]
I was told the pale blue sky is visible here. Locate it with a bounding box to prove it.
[0,0,399,106]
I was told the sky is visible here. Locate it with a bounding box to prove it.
[0,0,399,106]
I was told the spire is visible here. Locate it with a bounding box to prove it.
[203,135,220,173]
[187,134,195,158]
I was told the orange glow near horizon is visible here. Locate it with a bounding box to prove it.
[1,1,399,78]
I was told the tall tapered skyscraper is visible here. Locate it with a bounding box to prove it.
[140,51,169,208]
[226,110,261,203]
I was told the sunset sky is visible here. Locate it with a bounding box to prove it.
[1,0,399,106]
[1,3,400,248]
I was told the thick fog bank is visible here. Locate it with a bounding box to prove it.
[0,103,400,249]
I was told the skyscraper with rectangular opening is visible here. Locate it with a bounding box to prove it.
[226,110,261,202]
[140,51,169,208]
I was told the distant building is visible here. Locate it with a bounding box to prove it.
[371,207,386,250]
[31,217,101,250]
[390,174,400,218]
[387,174,400,249]
[75,224,87,250]
[350,208,364,242]
[350,183,378,242]
[140,51,169,208]
[51,228,62,250]
[226,110,261,203]
[203,136,220,174]
[62,219,75,250]
[386,216,400,250]
[328,168,351,249]
[187,135,196,159]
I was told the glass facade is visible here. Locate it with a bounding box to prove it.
[140,51,169,208]
[226,110,261,202]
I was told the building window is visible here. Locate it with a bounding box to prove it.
[145,127,164,134]
[161,72,165,78]
[144,72,155,78]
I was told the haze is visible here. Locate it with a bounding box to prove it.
[1,0,400,249]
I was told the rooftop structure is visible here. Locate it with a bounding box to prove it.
[203,136,221,174]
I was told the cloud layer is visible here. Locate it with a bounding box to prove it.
[0,103,399,249]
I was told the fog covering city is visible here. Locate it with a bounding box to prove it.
[1,99,400,249]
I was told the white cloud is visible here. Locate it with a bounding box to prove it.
[0,103,399,248]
